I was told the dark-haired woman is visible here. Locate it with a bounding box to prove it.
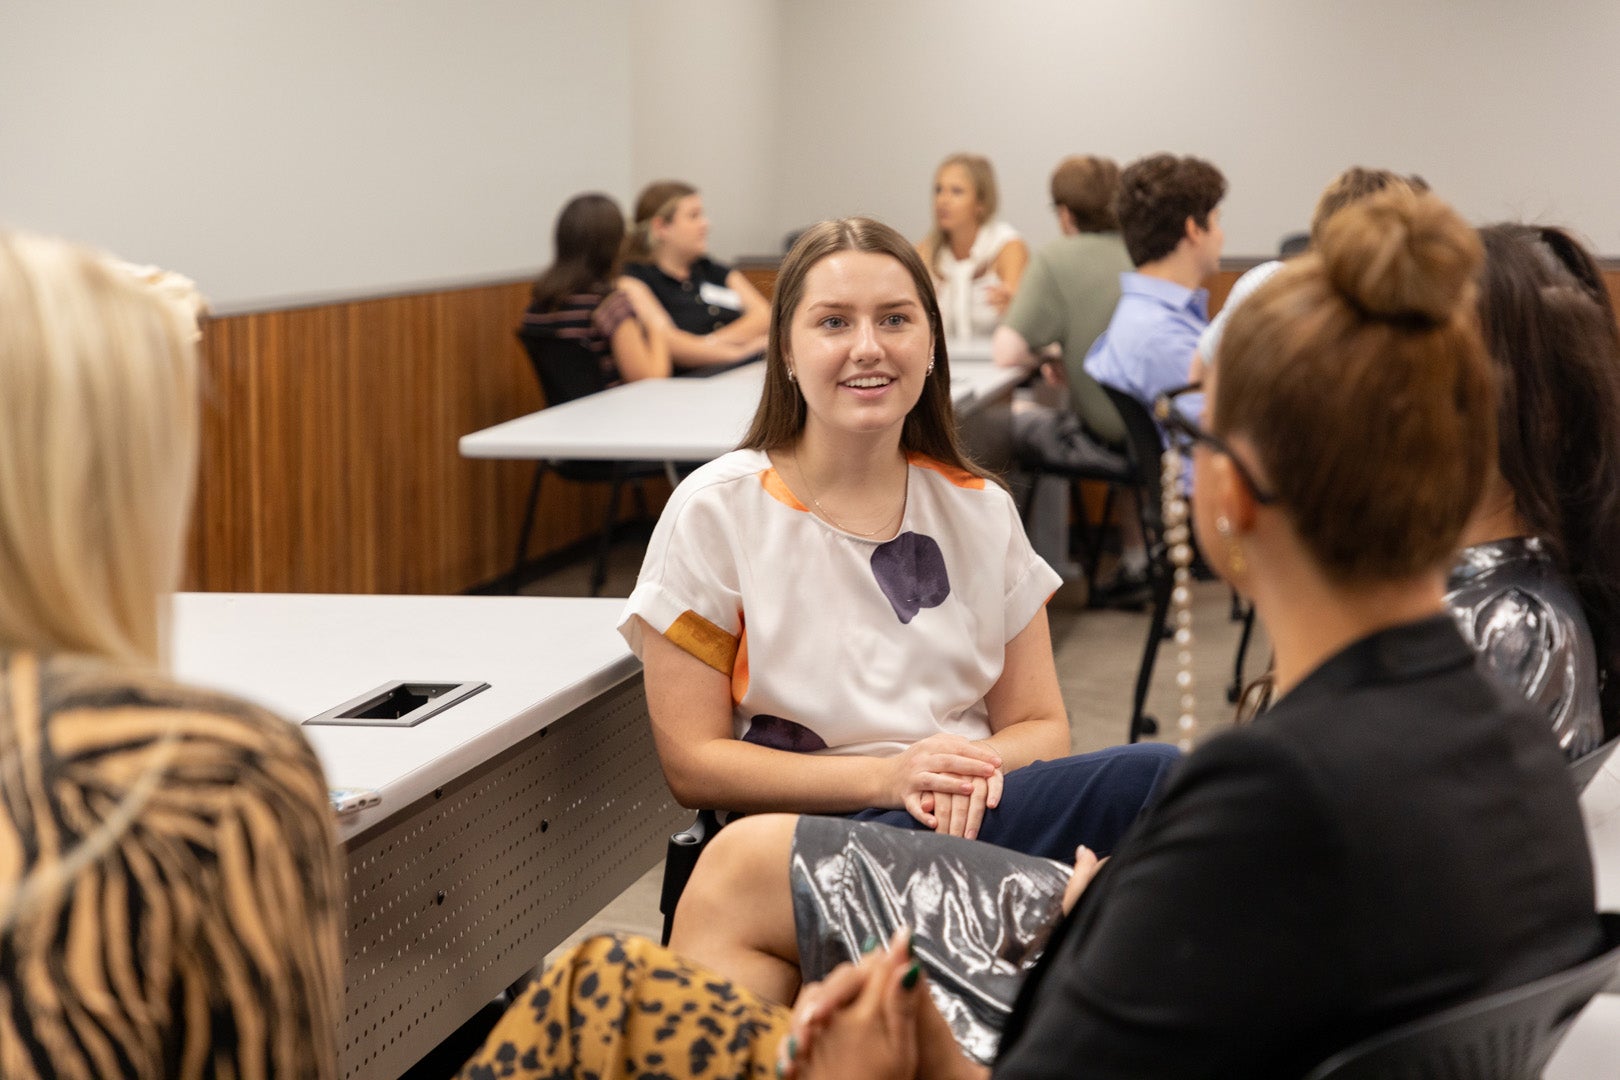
[1446,223,1620,757]
[522,192,670,383]
[619,180,769,370]
[458,190,1601,1080]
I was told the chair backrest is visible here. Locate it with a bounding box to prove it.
[514,325,612,408]
[1100,384,1168,540]
[1302,912,1620,1080]
[1569,733,1619,793]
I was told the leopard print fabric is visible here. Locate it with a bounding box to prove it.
[459,934,788,1080]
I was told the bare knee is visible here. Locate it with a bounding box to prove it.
[677,815,797,919]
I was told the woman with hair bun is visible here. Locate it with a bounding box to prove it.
[1446,223,1620,757]
[456,190,1602,1080]
[619,179,770,371]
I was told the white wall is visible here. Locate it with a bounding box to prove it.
[770,0,1620,258]
[7,1,1620,311]
[630,0,782,261]
[0,1,636,311]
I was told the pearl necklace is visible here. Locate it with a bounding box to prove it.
[1162,446,1198,751]
[791,450,909,540]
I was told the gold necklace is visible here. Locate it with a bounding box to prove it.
[791,451,909,539]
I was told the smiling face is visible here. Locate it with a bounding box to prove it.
[933,163,984,238]
[786,250,935,447]
[655,193,709,263]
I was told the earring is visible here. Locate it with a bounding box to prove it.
[1215,515,1247,577]
[786,367,796,383]
[926,355,935,376]
[1162,449,1198,751]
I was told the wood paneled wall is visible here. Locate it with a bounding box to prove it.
[185,280,664,594]
[185,258,1620,596]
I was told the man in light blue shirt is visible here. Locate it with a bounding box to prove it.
[1084,154,1225,598]
[1086,154,1227,414]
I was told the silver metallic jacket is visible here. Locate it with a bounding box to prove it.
[1444,537,1602,759]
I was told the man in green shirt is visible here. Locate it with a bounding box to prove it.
[994,155,1134,449]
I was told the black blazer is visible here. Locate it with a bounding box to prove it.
[995,615,1602,1079]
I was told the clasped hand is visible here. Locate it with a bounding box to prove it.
[888,734,1004,839]
[779,928,967,1080]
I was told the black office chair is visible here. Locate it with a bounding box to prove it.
[658,809,727,946]
[1013,407,1134,594]
[1569,733,1620,793]
[1100,385,1173,743]
[1302,912,1620,1079]
[511,328,664,595]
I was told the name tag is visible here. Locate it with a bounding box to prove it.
[698,281,743,311]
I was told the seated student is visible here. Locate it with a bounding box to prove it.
[0,233,343,1079]
[919,153,1029,341]
[994,154,1133,456]
[1447,223,1620,757]
[520,192,670,383]
[1083,152,1226,602]
[1085,153,1224,408]
[616,217,1177,863]
[620,180,770,371]
[457,190,1602,1080]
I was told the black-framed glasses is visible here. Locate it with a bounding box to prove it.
[1153,382,1278,505]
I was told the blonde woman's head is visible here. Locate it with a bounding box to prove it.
[0,232,202,669]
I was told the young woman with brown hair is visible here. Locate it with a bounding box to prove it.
[619,179,770,370]
[616,217,1175,864]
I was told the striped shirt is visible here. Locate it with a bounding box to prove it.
[0,651,343,1079]
[521,290,637,383]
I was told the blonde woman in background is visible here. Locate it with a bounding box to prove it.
[0,233,343,1079]
[918,153,1029,341]
[620,179,770,371]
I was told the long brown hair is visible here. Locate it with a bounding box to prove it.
[1477,223,1620,734]
[739,217,988,480]
[529,193,625,311]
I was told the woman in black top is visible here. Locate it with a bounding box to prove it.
[456,191,1602,1080]
[619,179,770,371]
[1444,223,1620,758]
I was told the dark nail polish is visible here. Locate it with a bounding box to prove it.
[787,1035,798,1060]
[901,962,920,990]
[861,934,879,954]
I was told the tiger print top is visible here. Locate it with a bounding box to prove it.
[0,651,343,1079]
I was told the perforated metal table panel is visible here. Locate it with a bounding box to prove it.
[337,674,684,1079]
[170,593,681,1080]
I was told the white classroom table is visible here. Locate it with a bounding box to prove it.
[172,592,684,1080]
[1547,756,1620,1077]
[459,349,1020,464]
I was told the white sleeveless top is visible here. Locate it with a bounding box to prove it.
[934,220,1021,341]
